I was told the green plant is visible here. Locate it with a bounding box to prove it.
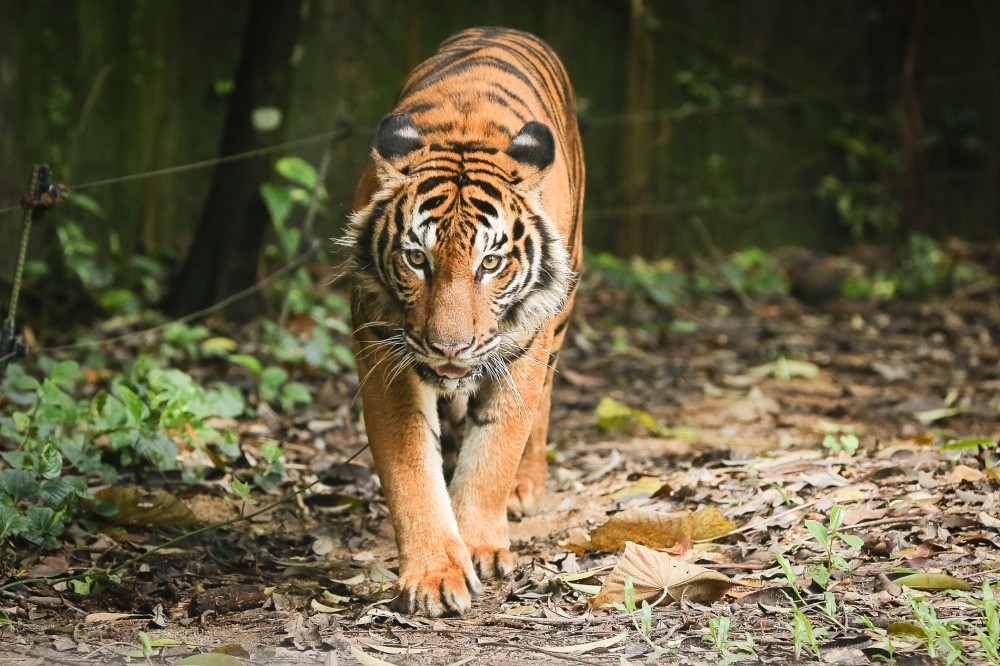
[783,596,827,660]
[958,580,1000,665]
[907,595,966,665]
[259,366,312,413]
[605,574,671,660]
[858,615,896,665]
[229,478,259,515]
[823,434,859,456]
[251,441,286,490]
[704,616,758,665]
[0,356,244,547]
[805,504,864,587]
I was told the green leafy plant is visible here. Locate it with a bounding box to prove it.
[958,580,1000,665]
[259,366,312,413]
[0,357,244,547]
[783,595,828,660]
[858,615,896,665]
[805,504,864,587]
[823,434,859,456]
[704,616,758,666]
[229,478,259,515]
[907,594,966,665]
[251,441,286,490]
[605,574,671,660]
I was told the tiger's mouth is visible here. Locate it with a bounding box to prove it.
[431,362,470,379]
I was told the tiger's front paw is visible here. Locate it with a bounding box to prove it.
[507,474,544,518]
[468,544,517,581]
[391,549,482,617]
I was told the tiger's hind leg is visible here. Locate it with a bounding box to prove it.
[507,375,552,518]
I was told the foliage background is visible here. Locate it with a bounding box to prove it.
[0,0,997,280]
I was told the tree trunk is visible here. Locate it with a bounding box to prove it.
[898,0,934,236]
[616,0,655,259]
[165,0,303,318]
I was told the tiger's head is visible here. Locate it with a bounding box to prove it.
[345,112,573,392]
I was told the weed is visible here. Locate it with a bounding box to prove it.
[704,615,759,665]
[958,580,1000,665]
[823,434,859,456]
[804,504,864,587]
[606,574,672,661]
[907,594,966,665]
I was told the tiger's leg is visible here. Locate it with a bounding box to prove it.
[354,334,481,616]
[508,310,572,518]
[507,373,553,518]
[449,342,549,580]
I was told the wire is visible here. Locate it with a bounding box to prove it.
[0,123,362,216]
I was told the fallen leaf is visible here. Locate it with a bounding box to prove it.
[887,622,926,639]
[590,542,733,608]
[354,638,429,655]
[747,358,819,380]
[350,646,404,665]
[90,486,197,528]
[595,397,666,436]
[175,655,243,666]
[562,506,735,554]
[533,631,628,654]
[948,464,984,484]
[913,407,965,424]
[25,556,69,578]
[893,573,972,592]
[940,438,995,452]
[210,644,251,659]
[844,507,885,526]
[85,612,141,623]
[310,599,346,614]
[609,476,662,499]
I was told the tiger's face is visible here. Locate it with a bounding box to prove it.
[347,113,572,392]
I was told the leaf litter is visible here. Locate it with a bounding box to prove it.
[4,261,1000,664]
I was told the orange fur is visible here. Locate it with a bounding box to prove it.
[346,27,583,616]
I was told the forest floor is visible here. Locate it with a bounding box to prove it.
[3,275,1000,665]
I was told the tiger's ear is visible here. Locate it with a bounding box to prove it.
[505,121,555,189]
[372,113,424,179]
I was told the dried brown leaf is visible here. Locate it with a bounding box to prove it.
[91,486,197,528]
[563,506,735,554]
[590,542,733,608]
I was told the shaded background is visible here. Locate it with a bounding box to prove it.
[0,0,998,316]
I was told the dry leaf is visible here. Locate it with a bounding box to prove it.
[562,506,735,554]
[948,464,985,484]
[609,476,662,499]
[590,542,733,608]
[25,556,69,579]
[85,612,141,623]
[533,631,628,654]
[91,486,197,528]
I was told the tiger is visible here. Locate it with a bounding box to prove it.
[343,27,584,616]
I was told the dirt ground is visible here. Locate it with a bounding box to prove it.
[3,283,1000,665]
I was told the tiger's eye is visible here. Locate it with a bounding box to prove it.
[481,255,502,271]
[406,249,427,266]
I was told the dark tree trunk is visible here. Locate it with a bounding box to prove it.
[616,0,656,259]
[165,0,303,318]
[898,0,934,236]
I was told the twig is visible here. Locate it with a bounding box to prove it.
[480,640,610,666]
[842,516,922,531]
[0,443,369,593]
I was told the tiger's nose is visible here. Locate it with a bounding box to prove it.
[430,338,474,358]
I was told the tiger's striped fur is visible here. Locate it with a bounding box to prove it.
[344,27,583,616]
